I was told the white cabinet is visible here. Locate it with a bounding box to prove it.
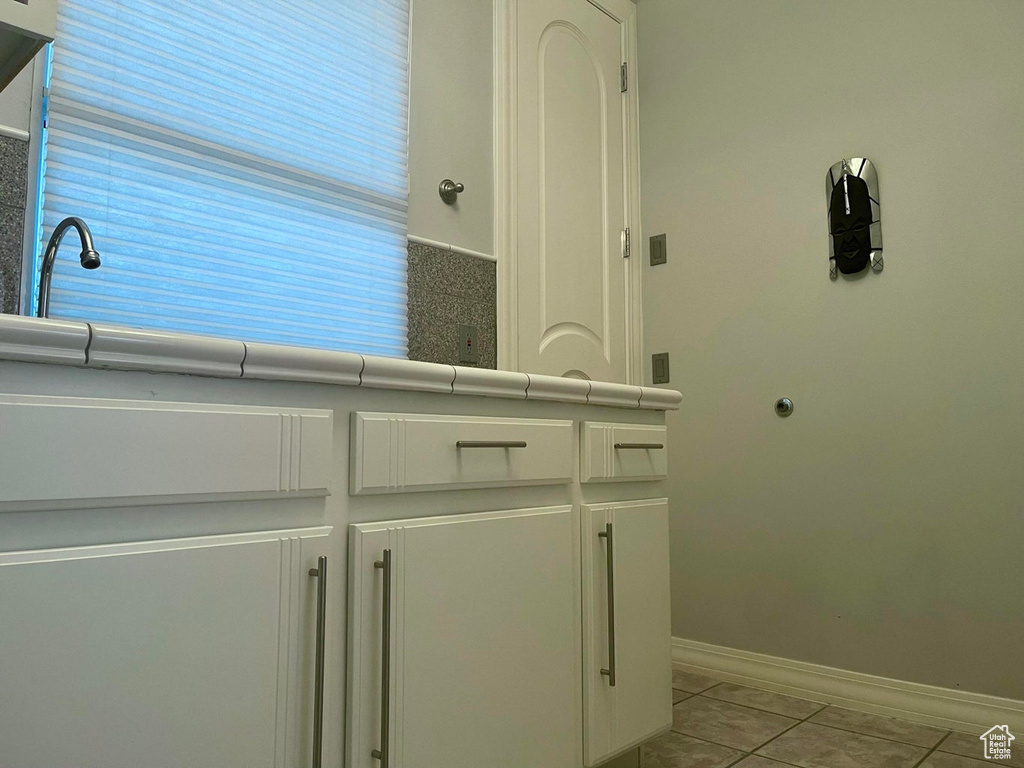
[348,506,582,768]
[582,499,672,766]
[0,526,331,768]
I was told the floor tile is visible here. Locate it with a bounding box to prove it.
[757,722,928,768]
[643,731,743,768]
[940,731,1024,767]
[673,689,691,704]
[672,668,721,694]
[809,706,948,748]
[672,695,798,752]
[733,758,795,768]
[920,752,992,767]
[702,683,825,719]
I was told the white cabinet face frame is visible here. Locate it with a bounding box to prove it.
[495,0,642,383]
[348,506,583,768]
[581,498,672,766]
[0,525,331,768]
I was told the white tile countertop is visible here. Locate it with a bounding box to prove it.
[0,315,683,410]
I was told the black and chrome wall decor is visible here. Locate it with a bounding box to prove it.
[826,158,882,280]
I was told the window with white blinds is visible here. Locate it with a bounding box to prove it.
[31,0,410,357]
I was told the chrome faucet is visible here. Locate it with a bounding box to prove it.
[37,217,101,318]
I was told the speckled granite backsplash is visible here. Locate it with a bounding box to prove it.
[406,241,497,369]
[0,135,28,315]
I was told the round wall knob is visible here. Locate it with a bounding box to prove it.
[439,179,465,205]
[775,397,794,417]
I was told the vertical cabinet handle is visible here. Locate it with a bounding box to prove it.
[598,523,616,687]
[308,556,327,768]
[371,550,392,767]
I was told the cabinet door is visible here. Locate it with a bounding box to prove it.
[348,507,582,768]
[582,499,672,766]
[0,526,331,768]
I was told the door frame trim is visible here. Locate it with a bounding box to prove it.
[494,0,643,384]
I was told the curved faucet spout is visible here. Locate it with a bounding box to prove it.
[37,217,102,318]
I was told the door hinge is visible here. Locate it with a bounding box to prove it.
[620,63,628,93]
[623,228,631,258]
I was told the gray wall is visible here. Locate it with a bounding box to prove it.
[407,0,494,256]
[639,0,1024,699]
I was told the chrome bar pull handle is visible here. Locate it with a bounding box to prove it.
[371,550,392,766]
[308,556,327,768]
[598,522,616,687]
[456,440,528,449]
[614,442,664,450]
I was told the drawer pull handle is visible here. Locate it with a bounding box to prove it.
[456,440,528,449]
[308,556,327,768]
[614,442,664,450]
[371,550,392,767]
[598,522,616,687]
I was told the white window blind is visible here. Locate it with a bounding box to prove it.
[33,0,410,357]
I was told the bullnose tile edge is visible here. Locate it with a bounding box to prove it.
[241,341,363,386]
[86,323,245,378]
[0,315,89,366]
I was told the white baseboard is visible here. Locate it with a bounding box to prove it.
[672,637,1024,735]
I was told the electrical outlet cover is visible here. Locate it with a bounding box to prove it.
[650,234,667,266]
[652,352,670,384]
[458,324,479,364]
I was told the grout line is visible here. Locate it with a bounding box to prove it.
[908,740,944,768]
[83,322,94,365]
[696,687,829,720]
[746,700,823,757]
[669,679,955,765]
[798,717,951,751]
[681,690,803,722]
[933,732,954,751]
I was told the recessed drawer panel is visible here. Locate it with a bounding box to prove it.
[351,413,574,494]
[581,422,668,482]
[0,394,333,510]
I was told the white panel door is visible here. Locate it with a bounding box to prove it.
[348,507,582,768]
[0,526,331,768]
[582,499,672,766]
[517,0,629,382]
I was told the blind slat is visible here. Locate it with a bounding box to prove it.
[35,0,410,357]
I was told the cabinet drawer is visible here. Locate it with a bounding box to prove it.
[351,413,574,494]
[581,422,668,482]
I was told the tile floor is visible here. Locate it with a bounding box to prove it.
[643,667,1021,768]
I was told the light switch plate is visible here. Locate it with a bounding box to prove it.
[650,234,667,266]
[652,352,670,384]
[458,324,479,364]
